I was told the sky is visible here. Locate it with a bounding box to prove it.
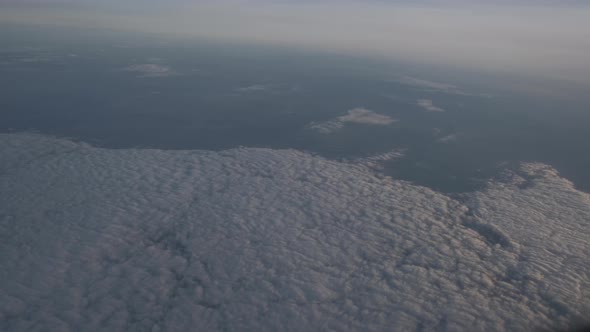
[1,0,590,83]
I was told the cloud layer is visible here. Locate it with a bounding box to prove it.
[1,133,589,331]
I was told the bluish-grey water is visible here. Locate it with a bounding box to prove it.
[2,24,589,193]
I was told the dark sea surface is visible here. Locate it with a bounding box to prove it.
[2,24,590,193]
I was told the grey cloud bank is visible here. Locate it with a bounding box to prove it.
[1,133,589,331]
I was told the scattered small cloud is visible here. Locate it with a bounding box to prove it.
[394,76,491,97]
[399,76,462,93]
[437,133,459,143]
[308,119,345,134]
[235,84,270,93]
[417,99,445,112]
[339,108,397,125]
[123,63,177,78]
[308,108,397,134]
[233,84,300,95]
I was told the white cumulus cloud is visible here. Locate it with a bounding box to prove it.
[308,107,397,134]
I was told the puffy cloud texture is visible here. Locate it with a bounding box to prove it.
[0,133,589,331]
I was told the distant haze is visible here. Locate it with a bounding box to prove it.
[1,1,590,83]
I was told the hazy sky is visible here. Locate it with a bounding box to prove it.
[2,0,590,83]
